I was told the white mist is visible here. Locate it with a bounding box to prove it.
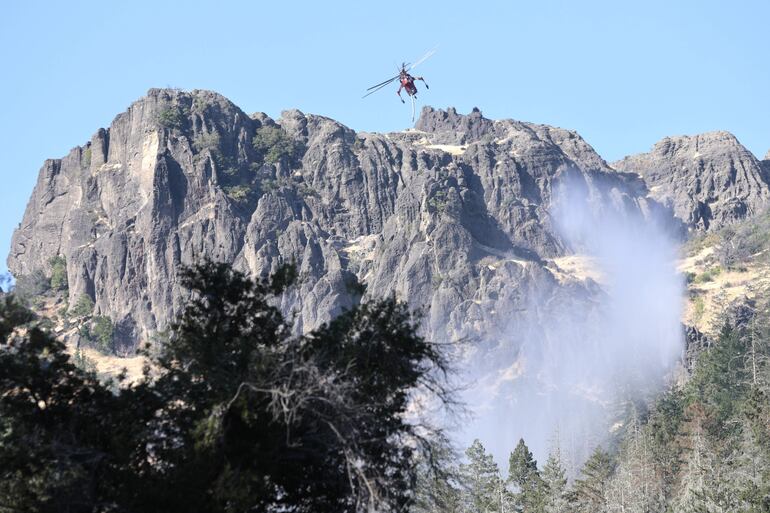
[458,173,684,474]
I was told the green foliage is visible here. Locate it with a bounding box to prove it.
[692,295,705,321]
[82,147,91,168]
[412,442,463,513]
[296,182,319,198]
[541,447,569,513]
[0,262,451,512]
[90,316,114,352]
[223,184,252,204]
[13,270,50,305]
[258,174,317,200]
[692,265,722,284]
[192,131,220,154]
[0,296,34,338]
[508,438,538,485]
[69,294,94,317]
[49,255,68,291]
[428,189,449,214]
[78,315,114,353]
[0,299,120,512]
[156,105,188,129]
[259,177,278,192]
[508,438,545,512]
[192,94,208,112]
[460,439,507,513]
[686,326,750,432]
[221,165,240,177]
[572,447,614,513]
[647,388,686,458]
[252,125,305,165]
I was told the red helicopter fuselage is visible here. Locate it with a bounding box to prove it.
[399,72,418,96]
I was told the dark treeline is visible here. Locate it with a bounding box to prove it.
[0,262,454,513]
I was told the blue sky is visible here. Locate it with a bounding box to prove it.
[1,0,768,276]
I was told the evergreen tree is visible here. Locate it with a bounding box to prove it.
[0,262,454,513]
[730,414,770,511]
[49,255,68,291]
[646,388,686,496]
[412,441,463,513]
[460,439,507,513]
[605,421,665,512]
[508,438,545,513]
[573,447,613,513]
[541,445,570,513]
[687,325,750,436]
[671,416,729,513]
[0,295,132,512]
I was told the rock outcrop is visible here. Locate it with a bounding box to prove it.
[9,91,671,351]
[613,132,770,231]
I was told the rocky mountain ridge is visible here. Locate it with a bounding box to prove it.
[612,131,770,231]
[8,89,769,353]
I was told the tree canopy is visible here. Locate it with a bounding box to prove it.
[0,262,452,513]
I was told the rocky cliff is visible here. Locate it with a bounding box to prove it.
[9,90,673,352]
[612,132,770,231]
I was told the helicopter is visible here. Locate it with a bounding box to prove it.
[363,49,436,121]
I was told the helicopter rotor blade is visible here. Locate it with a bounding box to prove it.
[362,78,399,99]
[409,46,438,71]
[363,46,436,100]
[366,74,399,91]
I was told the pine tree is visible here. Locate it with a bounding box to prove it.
[460,439,507,513]
[573,447,613,513]
[726,410,770,511]
[412,440,463,513]
[508,438,545,512]
[541,445,570,513]
[605,412,665,513]
[671,410,740,513]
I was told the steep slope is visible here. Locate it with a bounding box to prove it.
[9,91,662,352]
[613,132,770,231]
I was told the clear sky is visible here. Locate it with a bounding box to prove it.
[1,0,768,275]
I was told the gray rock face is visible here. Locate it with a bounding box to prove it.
[683,325,711,372]
[7,92,675,350]
[613,132,770,231]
